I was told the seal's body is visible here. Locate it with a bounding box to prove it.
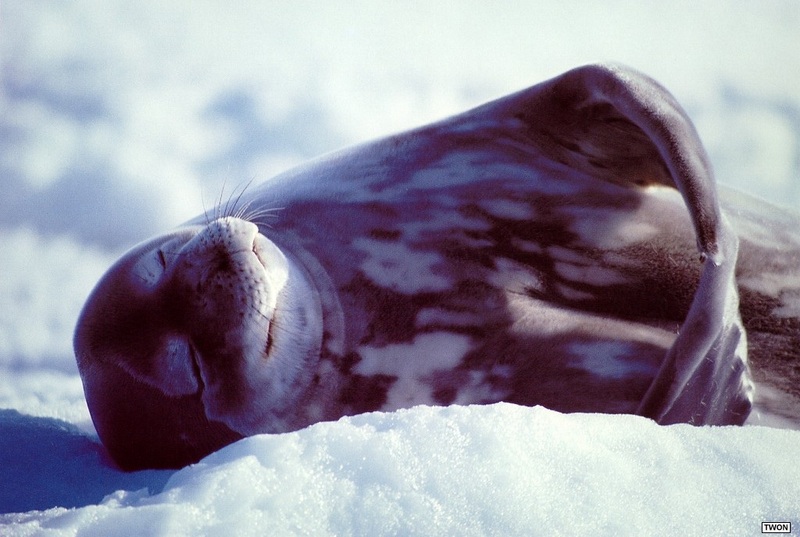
[75,65,800,470]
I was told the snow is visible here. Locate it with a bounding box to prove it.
[3,405,798,536]
[1,1,799,535]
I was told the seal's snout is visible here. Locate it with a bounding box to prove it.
[194,217,286,283]
[172,217,289,323]
[160,215,320,436]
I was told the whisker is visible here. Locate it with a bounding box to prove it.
[233,197,258,220]
[244,207,282,218]
[217,176,229,221]
[227,176,257,218]
[200,186,211,226]
[241,206,284,228]
[204,177,283,228]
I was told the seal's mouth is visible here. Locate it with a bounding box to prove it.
[264,315,277,357]
[250,232,279,357]
[187,342,205,396]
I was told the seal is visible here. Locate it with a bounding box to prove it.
[74,64,800,470]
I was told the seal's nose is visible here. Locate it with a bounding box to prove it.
[205,217,259,255]
[194,216,290,302]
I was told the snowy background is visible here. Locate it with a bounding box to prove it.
[1,1,799,534]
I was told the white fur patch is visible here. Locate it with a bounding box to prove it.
[451,364,514,405]
[400,210,491,241]
[406,152,527,191]
[774,295,800,318]
[352,237,452,294]
[568,341,653,379]
[554,262,629,286]
[355,333,472,410]
[566,206,659,250]
[739,272,800,299]
[488,257,544,294]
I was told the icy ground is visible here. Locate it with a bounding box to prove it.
[1,400,798,536]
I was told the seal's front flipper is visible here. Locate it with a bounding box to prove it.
[482,64,753,424]
[637,222,752,425]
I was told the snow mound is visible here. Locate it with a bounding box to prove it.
[2,404,797,536]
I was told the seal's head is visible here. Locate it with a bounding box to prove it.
[75,216,321,469]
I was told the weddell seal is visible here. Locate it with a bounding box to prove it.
[74,64,800,470]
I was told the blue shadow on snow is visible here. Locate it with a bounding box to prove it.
[0,409,174,514]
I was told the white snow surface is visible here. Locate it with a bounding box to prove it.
[1,1,799,535]
[2,404,799,536]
